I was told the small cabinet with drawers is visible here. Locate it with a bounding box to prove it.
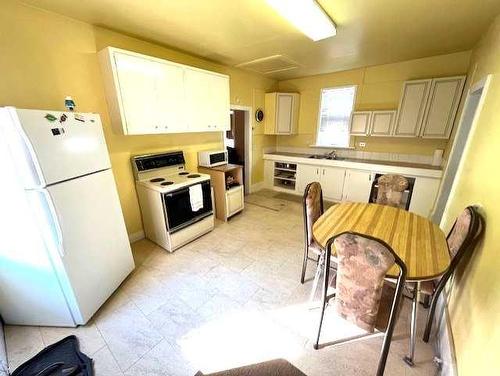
[198,164,244,221]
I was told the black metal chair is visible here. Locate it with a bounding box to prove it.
[422,206,484,342]
[314,232,407,376]
[300,182,325,284]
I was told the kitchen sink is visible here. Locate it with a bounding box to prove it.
[308,154,346,161]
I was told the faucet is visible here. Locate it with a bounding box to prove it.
[324,150,337,159]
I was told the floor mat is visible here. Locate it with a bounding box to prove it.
[245,193,288,211]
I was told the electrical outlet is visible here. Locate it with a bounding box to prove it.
[359,142,366,148]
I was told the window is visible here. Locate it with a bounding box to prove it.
[315,86,356,147]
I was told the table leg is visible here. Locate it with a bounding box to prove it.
[404,282,420,367]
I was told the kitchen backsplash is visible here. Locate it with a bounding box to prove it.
[266,146,440,166]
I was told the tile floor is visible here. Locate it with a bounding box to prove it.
[4,191,438,375]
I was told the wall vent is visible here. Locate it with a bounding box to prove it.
[235,55,299,75]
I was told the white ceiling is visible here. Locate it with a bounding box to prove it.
[19,0,500,79]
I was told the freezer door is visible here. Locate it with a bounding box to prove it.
[47,169,135,324]
[1,107,111,187]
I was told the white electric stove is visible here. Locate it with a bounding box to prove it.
[132,151,214,252]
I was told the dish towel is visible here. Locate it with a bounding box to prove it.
[189,184,204,212]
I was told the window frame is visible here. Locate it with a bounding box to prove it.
[314,84,358,148]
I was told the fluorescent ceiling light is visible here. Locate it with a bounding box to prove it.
[267,0,336,41]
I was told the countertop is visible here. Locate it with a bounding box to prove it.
[263,152,443,179]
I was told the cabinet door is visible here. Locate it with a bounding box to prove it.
[342,170,373,203]
[155,61,187,133]
[185,68,230,132]
[210,74,231,131]
[226,186,244,218]
[276,94,294,134]
[394,79,432,137]
[370,110,396,136]
[320,167,346,201]
[420,76,465,139]
[113,53,160,134]
[296,164,320,193]
[184,68,213,132]
[350,112,371,136]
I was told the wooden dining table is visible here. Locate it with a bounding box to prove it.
[312,202,450,366]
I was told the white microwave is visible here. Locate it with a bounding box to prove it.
[198,150,228,167]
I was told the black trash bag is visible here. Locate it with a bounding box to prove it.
[11,335,93,376]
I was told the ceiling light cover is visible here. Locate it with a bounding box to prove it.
[267,0,336,41]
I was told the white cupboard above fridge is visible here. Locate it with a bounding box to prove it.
[99,47,230,135]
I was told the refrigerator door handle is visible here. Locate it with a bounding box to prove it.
[41,190,65,257]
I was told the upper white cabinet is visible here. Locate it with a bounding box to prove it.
[393,79,432,137]
[99,47,230,135]
[370,110,397,137]
[264,92,300,135]
[350,111,371,136]
[392,76,465,139]
[111,53,162,135]
[420,76,465,139]
[350,110,397,137]
[184,68,230,132]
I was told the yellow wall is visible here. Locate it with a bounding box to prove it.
[277,52,471,155]
[441,15,500,375]
[0,1,276,236]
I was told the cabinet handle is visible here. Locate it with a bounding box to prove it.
[322,169,325,176]
[316,168,319,175]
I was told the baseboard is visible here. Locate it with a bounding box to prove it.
[128,230,145,243]
[250,182,265,193]
[434,293,458,376]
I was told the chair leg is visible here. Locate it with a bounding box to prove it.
[314,248,331,350]
[309,252,324,303]
[301,246,309,284]
[423,290,440,343]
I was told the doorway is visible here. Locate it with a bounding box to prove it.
[225,105,252,194]
[432,76,491,223]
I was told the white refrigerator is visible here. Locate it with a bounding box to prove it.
[0,107,135,327]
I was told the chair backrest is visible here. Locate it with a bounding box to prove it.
[447,206,479,257]
[303,182,324,247]
[446,205,484,266]
[376,174,408,207]
[332,232,406,333]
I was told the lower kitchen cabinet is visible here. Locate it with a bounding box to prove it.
[265,157,442,218]
[226,185,244,217]
[321,166,347,201]
[342,170,374,202]
[296,164,320,192]
[296,164,346,201]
